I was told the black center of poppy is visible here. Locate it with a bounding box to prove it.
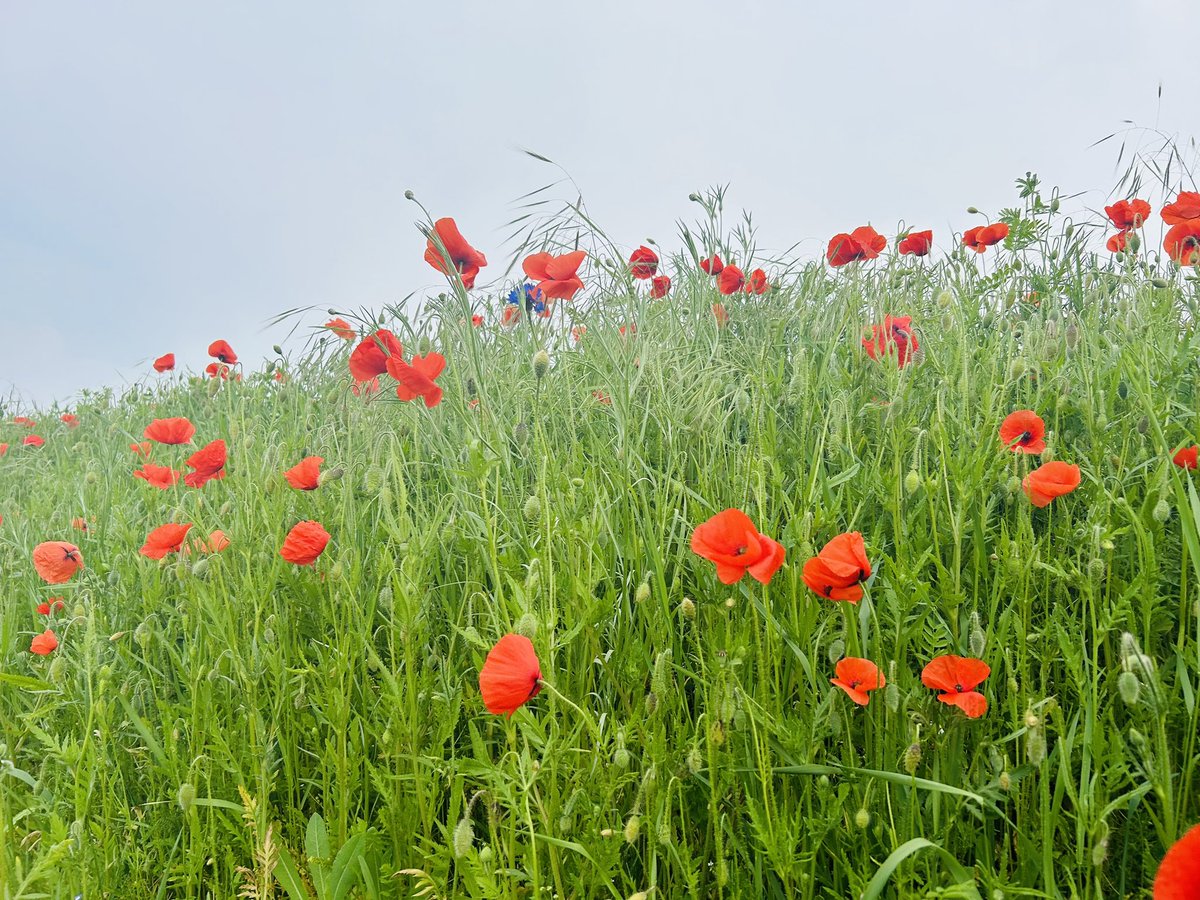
[857,568,866,582]
[734,546,747,556]
[955,683,964,692]
[64,550,77,561]
[823,585,833,597]
[848,679,861,689]
[1020,431,1032,444]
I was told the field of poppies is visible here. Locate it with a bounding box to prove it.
[4,173,1200,898]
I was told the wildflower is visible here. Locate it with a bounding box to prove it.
[183,439,227,488]
[350,376,381,398]
[131,441,153,456]
[629,246,658,279]
[71,517,89,532]
[745,268,768,295]
[280,520,330,565]
[1164,223,1200,266]
[134,463,181,489]
[593,390,612,405]
[572,325,586,343]
[144,417,196,445]
[13,417,35,427]
[523,250,586,301]
[830,658,885,706]
[348,330,403,382]
[36,599,65,615]
[1105,199,1151,230]
[478,633,542,716]
[140,523,193,559]
[0,443,6,456]
[30,629,58,656]
[690,508,785,585]
[284,456,324,490]
[32,541,84,584]
[827,226,886,266]
[23,435,45,448]
[386,352,445,408]
[1174,446,1199,469]
[1106,231,1133,253]
[700,254,725,275]
[921,655,990,718]
[208,340,238,365]
[1154,822,1200,897]
[153,353,175,372]
[205,362,232,380]
[61,414,79,428]
[187,529,230,554]
[962,223,1009,253]
[999,410,1046,454]
[862,315,919,367]
[898,230,933,256]
[650,274,671,298]
[802,532,871,603]
[424,217,487,289]
[712,303,729,327]
[1161,191,1200,226]
[717,265,745,295]
[1023,461,1081,507]
[323,318,356,340]
[471,314,483,327]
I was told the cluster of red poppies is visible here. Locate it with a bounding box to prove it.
[1104,192,1200,264]
[0,413,80,457]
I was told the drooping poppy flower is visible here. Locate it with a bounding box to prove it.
[1164,223,1200,266]
[140,523,193,559]
[348,330,403,382]
[921,655,990,718]
[208,340,238,365]
[386,353,445,408]
[1173,446,1199,470]
[187,529,230,554]
[32,541,84,584]
[713,303,729,327]
[898,230,933,256]
[130,441,153,457]
[284,456,324,490]
[14,416,36,427]
[424,217,488,289]
[691,508,786,585]
[523,250,586,301]
[36,599,65,615]
[1023,460,1081,508]
[1154,822,1200,898]
[862,315,919,367]
[1105,199,1151,230]
[205,362,232,380]
[830,658,886,706]
[717,265,745,295]
[323,318,356,340]
[134,463,181,489]
[827,226,887,266]
[23,435,44,448]
[650,274,671,298]
[1106,231,1132,253]
[183,439,227,488]
[71,517,89,532]
[1161,191,1200,226]
[144,417,195,445]
[280,520,330,565]
[802,532,871,603]
[745,268,769,295]
[628,245,659,279]
[700,254,725,275]
[478,633,542,716]
[153,353,175,372]
[999,410,1046,454]
[962,223,1009,253]
[61,414,79,428]
[30,629,58,656]
[501,304,522,328]
[471,314,484,327]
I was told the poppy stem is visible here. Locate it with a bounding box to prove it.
[535,680,602,743]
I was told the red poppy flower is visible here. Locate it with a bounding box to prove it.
[691,508,786,585]
[700,254,725,275]
[323,318,356,340]
[962,223,1009,253]
[23,435,45,448]
[501,304,521,328]
[71,517,89,532]
[131,441,153,457]
[187,529,230,554]
[61,414,79,428]
[827,226,887,266]
[717,265,745,295]
[999,410,1046,454]
[0,443,7,456]
[478,634,542,716]
[619,323,636,339]
[898,230,933,256]
[350,376,381,398]
[921,655,990,718]
[830,658,885,706]
[650,275,671,298]
[1161,191,1200,226]
[713,303,729,326]
[593,390,612,405]
[134,463,181,489]
[802,532,871,603]
[862,315,919,367]
[1164,223,1200,266]
[1023,460,1081,507]
[1173,446,1199,470]
[208,340,238,365]
[14,417,35,427]
[205,362,232,380]
[273,370,286,383]
[32,541,84,584]
[144,417,195,445]
[571,325,586,343]
[348,330,403,382]
[471,314,484,327]
[424,217,487,289]
[1106,231,1131,253]
[30,629,58,656]
[523,250,586,301]
[184,439,227,488]
[140,523,193,559]
[1155,822,1200,898]
[284,456,324,490]
[153,353,175,372]
[745,268,768,295]
[1105,199,1151,230]
[36,599,65,615]
[386,352,445,408]
[280,520,330,565]
[629,246,658,279]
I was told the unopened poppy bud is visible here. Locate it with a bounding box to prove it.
[191,558,210,578]
[364,465,384,493]
[377,585,393,613]
[645,691,658,715]
[177,782,196,814]
[827,638,845,665]
[904,470,921,494]
[515,613,538,639]
[936,289,954,308]
[1050,197,1061,213]
[709,719,725,746]
[613,746,630,770]
[1137,416,1149,435]
[404,189,415,200]
[884,680,899,713]
[903,742,921,774]
[523,495,541,522]
[48,654,68,684]
[1100,538,1114,552]
[635,582,650,604]
[688,193,701,202]
[628,891,650,900]
[1086,558,1106,581]
[1026,729,1046,766]
[319,467,344,485]
[651,649,672,699]
[599,828,615,838]
[1117,671,1140,706]
[1152,277,1170,289]
[624,814,640,843]
[1065,323,1079,348]
[1024,710,1040,729]
[967,206,979,214]
[86,471,98,484]
[478,844,493,866]
[532,350,550,379]
[680,597,695,618]
[134,621,153,649]
[686,746,703,774]
[1153,499,1171,523]
[999,771,1012,791]
[571,476,584,488]
[969,612,986,657]
[453,816,474,858]
[854,808,870,829]
[108,570,120,586]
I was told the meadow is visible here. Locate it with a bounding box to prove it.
[3,167,1200,898]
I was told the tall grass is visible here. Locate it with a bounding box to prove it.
[2,164,1200,898]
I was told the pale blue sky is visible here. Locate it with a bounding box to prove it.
[2,1,1197,406]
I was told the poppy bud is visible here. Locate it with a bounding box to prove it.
[86,471,98,484]
[903,742,921,775]
[679,597,695,618]
[1026,728,1046,766]
[1065,323,1079,348]
[532,350,550,380]
[904,471,921,494]
[708,719,725,746]
[854,808,870,829]
[191,558,210,578]
[688,192,701,202]
[48,655,68,684]
[1136,416,1149,435]
[829,701,843,738]
[1152,277,1170,289]
[635,582,650,604]
[651,649,672,700]
[967,206,979,214]
[363,465,384,494]
[571,477,584,488]
[1092,831,1109,868]
[516,613,538,639]
[624,814,640,843]
[478,845,494,867]
[999,771,1012,791]
[404,189,415,200]
[1153,499,1171,523]
[108,570,120,586]
[1086,558,1106,581]
[645,692,658,715]
[827,638,845,665]
[884,680,899,713]
[378,585,393,613]
[613,746,631,771]
[1117,670,1140,706]
[523,495,541,522]
[686,746,703,774]
[1006,475,1022,497]
[452,816,474,858]
[134,621,153,649]
[177,782,196,814]
[319,467,345,486]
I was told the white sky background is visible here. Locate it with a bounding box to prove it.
[2,1,1198,407]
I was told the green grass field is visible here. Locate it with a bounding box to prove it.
[3,172,1200,898]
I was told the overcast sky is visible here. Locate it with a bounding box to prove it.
[2,1,1198,407]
